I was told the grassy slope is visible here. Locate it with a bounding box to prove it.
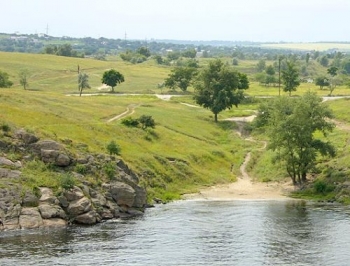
[0,52,259,200]
[1,51,350,201]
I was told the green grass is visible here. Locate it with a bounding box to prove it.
[1,52,350,201]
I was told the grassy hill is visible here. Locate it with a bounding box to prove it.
[1,51,350,202]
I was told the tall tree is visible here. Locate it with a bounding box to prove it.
[327,66,338,96]
[194,59,249,122]
[78,72,91,96]
[18,69,29,90]
[256,92,335,186]
[0,70,13,88]
[281,61,300,96]
[102,69,125,92]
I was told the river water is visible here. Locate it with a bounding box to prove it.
[1,200,350,266]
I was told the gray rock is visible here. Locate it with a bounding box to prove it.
[43,218,67,228]
[74,210,100,224]
[109,182,135,208]
[0,157,16,167]
[14,129,39,145]
[31,140,63,153]
[39,187,59,205]
[0,168,21,179]
[67,197,92,216]
[58,195,69,208]
[133,186,147,208]
[22,190,39,207]
[39,204,66,219]
[19,207,43,229]
[64,186,85,202]
[56,153,71,166]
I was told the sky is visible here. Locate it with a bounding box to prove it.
[1,0,350,42]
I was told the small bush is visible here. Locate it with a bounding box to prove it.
[314,180,335,194]
[103,162,116,180]
[121,117,139,127]
[75,164,88,175]
[60,174,76,190]
[1,123,10,132]
[139,115,155,130]
[106,140,121,155]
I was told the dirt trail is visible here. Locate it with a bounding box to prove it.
[184,116,294,201]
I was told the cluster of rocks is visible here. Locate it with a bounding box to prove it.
[0,129,147,230]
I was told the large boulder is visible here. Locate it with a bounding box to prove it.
[14,129,39,145]
[39,204,66,219]
[63,186,85,202]
[0,168,21,179]
[22,190,39,207]
[39,187,59,205]
[41,149,71,167]
[67,197,92,216]
[31,140,63,153]
[133,186,147,208]
[19,207,43,229]
[108,182,135,208]
[43,218,67,228]
[74,210,100,224]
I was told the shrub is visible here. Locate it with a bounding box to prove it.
[106,140,121,155]
[75,164,88,175]
[121,117,139,127]
[60,174,76,190]
[139,115,155,130]
[0,123,10,132]
[314,180,335,194]
[103,162,116,180]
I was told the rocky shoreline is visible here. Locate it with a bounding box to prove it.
[0,129,147,231]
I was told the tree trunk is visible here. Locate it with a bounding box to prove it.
[214,113,218,122]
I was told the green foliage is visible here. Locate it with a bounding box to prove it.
[121,117,140,127]
[1,122,10,132]
[60,173,76,190]
[194,59,249,122]
[18,69,29,90]
[44,44,83,58]
[103,162,116,180]
[314,179,335,194]
[137,46,151,57]
[78,72,91,96]
[138,115,156,130]
[0,70,13,88]
[281,61,300,96]
[256,92,335,186]
[164,66,198,91]
[101,69,125,92]
[106,140,121,155]
[75,164,88,175]
[256,59,266,72]
[315,76,330,89]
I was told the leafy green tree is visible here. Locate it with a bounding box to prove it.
[138,115,155,130]
[315,76,330,90]
[154,55,164,64]
[256,59,266,72]
[281,61,300,96]
[232,58,239,66]
[0,70,13,88]
[256,92,335,186]
[305,53,310,64]
[182,49,197,58]
[164,66,197,91]
[102,69,125,92]
[327,66,338,96]
[18,69,29,90]
[319,55,329,67]
[78,72,91,96]
[137,46,151,57]
[194,59,249,122]
[342,59,350,74]
[265,65,275,76]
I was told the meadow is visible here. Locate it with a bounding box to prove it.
[1,51,350,200]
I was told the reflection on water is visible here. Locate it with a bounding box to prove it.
[1,200,350,265]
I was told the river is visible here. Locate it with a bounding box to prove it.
[1,199,350,266]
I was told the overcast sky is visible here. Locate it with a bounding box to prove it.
[1,0,349,42]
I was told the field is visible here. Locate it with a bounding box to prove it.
[261,42,350,52]
[1,51,350,200]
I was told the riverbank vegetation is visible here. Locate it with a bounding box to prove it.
[1,45,350,203]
